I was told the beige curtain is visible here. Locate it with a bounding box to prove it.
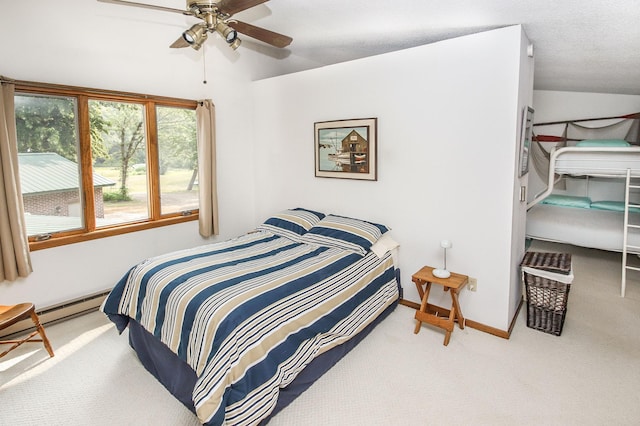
[196,100,219,237]
[0,81,32,281]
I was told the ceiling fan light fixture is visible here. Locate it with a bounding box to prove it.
[190,32,208,50]
[215,22,238,44]
[182,23,207,45]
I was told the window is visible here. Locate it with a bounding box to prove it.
[90,100,150,226]
[14,84,199,250]
[156,105,198,215]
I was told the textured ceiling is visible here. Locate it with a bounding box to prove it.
[227,0,640,95]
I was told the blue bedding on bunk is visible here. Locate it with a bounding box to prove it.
[102,230,398,426]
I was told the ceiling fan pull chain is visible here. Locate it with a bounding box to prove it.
[202,44,208,84]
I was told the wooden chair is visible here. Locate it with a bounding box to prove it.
[0,303,54,358]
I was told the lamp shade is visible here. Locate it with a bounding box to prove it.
[440,240,453,249]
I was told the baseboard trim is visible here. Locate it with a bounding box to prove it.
[398,297,523,339]
[0,290,110,338]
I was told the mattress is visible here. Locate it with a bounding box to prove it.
[554,146,640,177]
[526,203,640,253]
[102,230,399,425]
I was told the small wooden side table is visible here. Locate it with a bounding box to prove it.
[412,266,468,346]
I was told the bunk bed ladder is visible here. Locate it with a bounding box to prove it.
[622,168,640,297]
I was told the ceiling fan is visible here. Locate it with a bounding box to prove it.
[97,0,293,51]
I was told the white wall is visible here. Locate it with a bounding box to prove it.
[0,0,257,308]
[529,91,640,202]
[533,91,640,124]
[251,26,533,331]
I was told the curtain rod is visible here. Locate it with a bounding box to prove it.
[0,75,197,105]
[534,112,640,126]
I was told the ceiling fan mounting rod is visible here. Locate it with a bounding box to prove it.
[187,0,218,15]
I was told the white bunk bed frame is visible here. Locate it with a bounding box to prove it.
[528,145,640,297]
[528,146,640,208]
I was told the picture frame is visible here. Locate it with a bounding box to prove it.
[314,117,377,181]
[518,106,534,177]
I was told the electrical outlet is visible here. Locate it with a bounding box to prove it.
[468,277,477,292]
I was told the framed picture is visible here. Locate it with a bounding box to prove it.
[518,106,534,177]
[314,117,377,181]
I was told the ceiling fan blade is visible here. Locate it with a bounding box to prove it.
[97,0,192,15]
[170,36,190,49]
[229,21,292,48]
[218,0,269,16]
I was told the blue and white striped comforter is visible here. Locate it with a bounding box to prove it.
[102,231,399,425]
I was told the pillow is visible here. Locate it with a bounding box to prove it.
[257,208,325,240]
[576,139,630,147]
[541,194,592,209]
[590,200,640,213]
[370,232,400,259]
[300,214,390,256]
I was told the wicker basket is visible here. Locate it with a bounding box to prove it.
[521,252,573,336]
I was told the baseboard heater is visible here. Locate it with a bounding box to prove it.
[0,290,111,338]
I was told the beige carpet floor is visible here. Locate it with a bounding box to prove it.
[1,240,639,425]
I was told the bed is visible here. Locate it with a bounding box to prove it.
[101,208,400,426]
[526,203,640,253]
[526,114,640,295]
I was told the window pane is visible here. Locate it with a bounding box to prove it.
[15,94,84,236]
[156,106,198,215]
[90,100,149,226]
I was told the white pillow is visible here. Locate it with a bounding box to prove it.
[370,232,400,259]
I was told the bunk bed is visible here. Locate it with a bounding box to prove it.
[101,208,400,426]
[525,112,640,296]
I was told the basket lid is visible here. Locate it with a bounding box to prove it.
[521,252,572,275]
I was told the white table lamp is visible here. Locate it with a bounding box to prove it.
[433,240,453,278]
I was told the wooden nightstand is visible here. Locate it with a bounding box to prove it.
[412,266,468,346]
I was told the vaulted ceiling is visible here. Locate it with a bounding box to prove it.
[230,0,640,95]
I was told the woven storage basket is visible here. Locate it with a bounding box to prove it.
[521,252,573,336]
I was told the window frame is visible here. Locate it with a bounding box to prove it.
[15,83,199,251]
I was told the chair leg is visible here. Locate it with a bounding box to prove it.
[30,311,54,357]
